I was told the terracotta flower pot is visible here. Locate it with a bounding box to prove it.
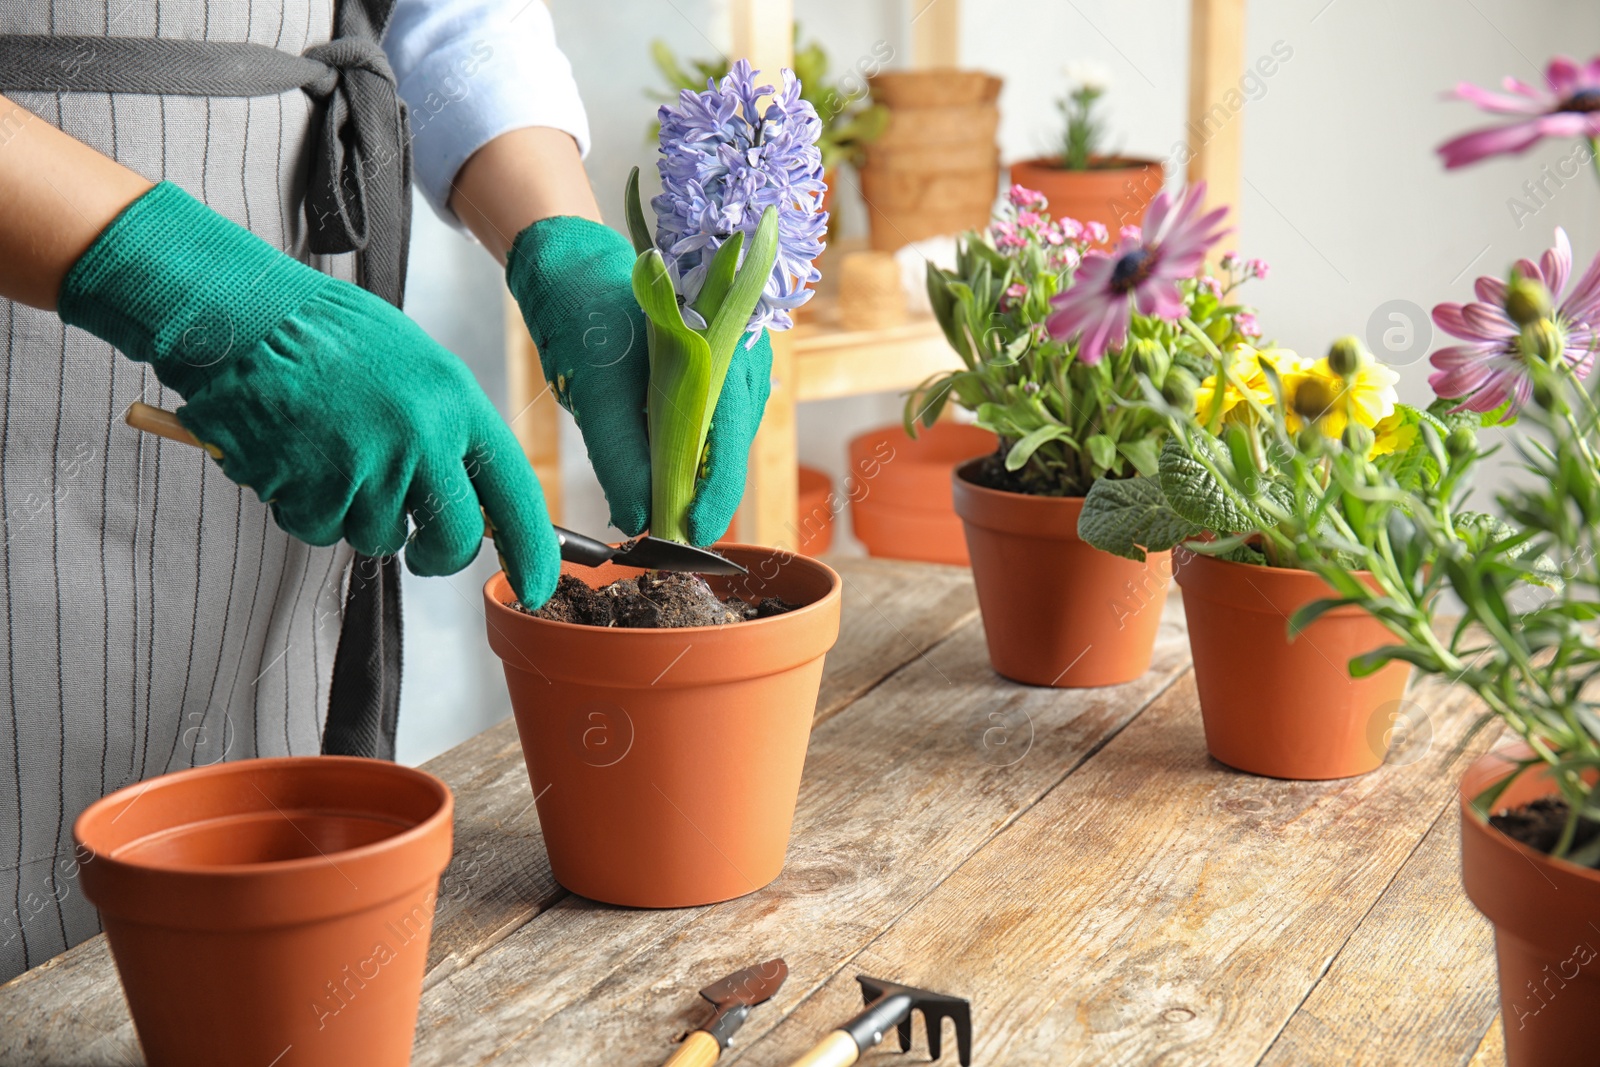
[1008,156,1164,243]
[797,465,835,557]
[951,460,1170,687]
[1174,551,1411,779]
[482,545,842,907]
[848,423,996,566]
[74,757,453,1067]
[1461,747,1600,1066]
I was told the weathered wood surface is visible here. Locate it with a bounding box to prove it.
[0,559,974,1067]
[1259,798,1501,1067]
[731,668,1499,1066]
[0,562,1507,1067]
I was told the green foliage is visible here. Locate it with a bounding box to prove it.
[906,204,1259,498]
[1058,82,1105,171]
[1078,475,1202,561]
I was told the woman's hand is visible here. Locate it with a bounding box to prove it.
[58,181,560,605]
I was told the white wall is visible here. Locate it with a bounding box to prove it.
[395,0,1600,763]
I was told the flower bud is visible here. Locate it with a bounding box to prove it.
[1521,318,1567,367]
[1296,426,1324,455]
[1291,376,1339,424]
[1161,368,1197,408]
[1343,423,1375,455]
[1325,336,1367,379]
[1504,273,1553,327]
[1445,427,1476,458]
[1128,337,1161,376]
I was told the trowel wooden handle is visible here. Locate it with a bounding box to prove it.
[125,402,217,456]
[661,1030,720,1067]
[788,1031,859,1067]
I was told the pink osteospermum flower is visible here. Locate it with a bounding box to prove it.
[1437,55,1600,168]
[1428,228,1600,416]
[1045,182,1230,365]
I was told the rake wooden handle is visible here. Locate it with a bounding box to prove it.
[661,1030,720,1067]
[787,1031,859,1067]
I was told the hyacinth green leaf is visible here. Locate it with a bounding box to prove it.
[633,248,713,543]
[692,230,744,327]
[624,167,654,256]
[704,205,779,396]
[1078,475,1202,562]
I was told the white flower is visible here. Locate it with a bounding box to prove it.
[1063,62,1112,95]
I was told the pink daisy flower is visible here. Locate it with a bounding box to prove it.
[1437,55,1600,168]
[1428,228,1600,416]
[1044,183,1229,365]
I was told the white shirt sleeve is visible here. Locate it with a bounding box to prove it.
[383,0,592,228]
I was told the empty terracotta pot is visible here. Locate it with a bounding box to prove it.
[952,460,1170,687]
[74,757,453,1067]
[796,465,835,557]
[1461,747,1600,1066]
[483,545,842,907]
[849,423,996,566]
[1175,551,1411,779]
[1007,156,1164,242]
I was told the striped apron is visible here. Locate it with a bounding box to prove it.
[0,0,408,980]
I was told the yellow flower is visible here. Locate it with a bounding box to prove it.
[1368,410,1417,458]
[1282,357,1399,438]
[1194,344,1306,427]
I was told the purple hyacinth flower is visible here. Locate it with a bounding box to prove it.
[653,59,828,342]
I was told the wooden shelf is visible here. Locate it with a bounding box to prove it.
[792,299,956,403]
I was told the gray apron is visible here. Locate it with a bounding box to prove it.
[0,0,409,980]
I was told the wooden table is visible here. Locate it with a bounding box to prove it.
[0,559,1511,1065]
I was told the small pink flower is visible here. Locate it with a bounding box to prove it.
[1041,224,1066,246]
[1236,311,1261,338]
[1008,184,1048,210]
[1219,250,1239,271]
[1246,257,1270,280]
[1002,282,1029,310]
[1057,247,1082,273]
[1057,217,1085,241]
[1017,211,1043,229]
[1086,221,1110,245]
[1120,224,1143,243]
[1200,276,1223,298]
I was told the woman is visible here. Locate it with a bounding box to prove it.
[0,0,773,980]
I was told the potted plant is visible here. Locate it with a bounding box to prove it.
[484,61,842,908]
[1278,230,1600,1063]
[74,756,453,1067]
[1009,65,1164,243]
[1074,302,1507,778]
[906,181,1250,687]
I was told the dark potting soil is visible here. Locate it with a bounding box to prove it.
[965,452,1082,497]
[519,572,798,629]
[1490,795,1600,865]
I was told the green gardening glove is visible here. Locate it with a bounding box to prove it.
[505,215,772,545]
[58,181,560,606]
